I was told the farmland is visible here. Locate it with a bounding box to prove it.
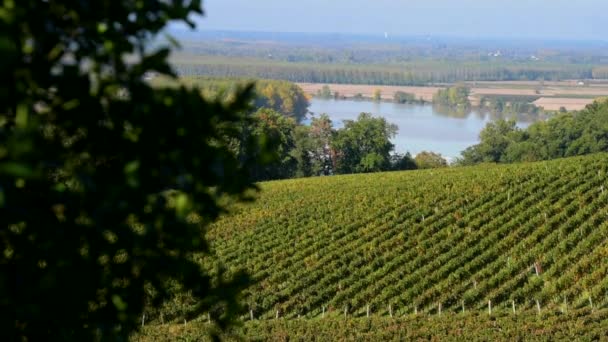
[138,309,608,341]
[298,81,608,111]
[140,153,608,339]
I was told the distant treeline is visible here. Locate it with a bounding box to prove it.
[459,98,608,164]
[151,76,310,122]
[172,56,603,85]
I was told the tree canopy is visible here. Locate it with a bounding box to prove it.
[152,76,310,123]
[414,151,448,169]
[0,1,271,339]
[333,113,397,174]
[458,98,608,165]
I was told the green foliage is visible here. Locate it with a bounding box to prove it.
[303,114,335,176]
[480,96,541,116]
[460,98,608,164]
[460,120,520,164]
[254,80,310,123]
[433,85,471,108]
[316,85,333,99]
[194,153,608,322]
[414,151,448,169]
[333,113,397,173]
[246,108,298,181]
[0,1,269,340]
[151,76,309,122]
[172,55,601,85]
[391,152,418,171]
[393,91,419,104]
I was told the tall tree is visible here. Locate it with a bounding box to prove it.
[246,108,298,181]
[333,113,397,174]
[0,1,270,339]
[309,114,335,175]
[414,151,448,169]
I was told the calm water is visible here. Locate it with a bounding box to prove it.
[308,99,533,160]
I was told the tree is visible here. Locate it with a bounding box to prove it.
[460,120,519,164]
[246,108,298,181]
[373,89,382,102]
[433,85,470,108]
[0,1,270,340]
[333,113,397,174]
[317,85,332,99]
[414,151,448,169]
[309,114,336,175]
[255,80,309,122]
[393,91,417,104]
[391,152,418,171]
[291,126,314,177]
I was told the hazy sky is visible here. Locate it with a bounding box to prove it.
[191,0,607,41]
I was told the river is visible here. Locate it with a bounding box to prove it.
[308,99,535,160]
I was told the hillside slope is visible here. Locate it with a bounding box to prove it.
[207,153,608,319]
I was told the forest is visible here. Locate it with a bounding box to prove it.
[167,32,608,85]
[172,56,600,85]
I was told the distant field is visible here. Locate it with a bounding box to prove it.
[298,81,608,110]
[297,83,440,101]
[533,98,598,111]
[169,52,608,110]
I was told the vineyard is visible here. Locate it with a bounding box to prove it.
[142,153,608,339]
[137,309,608,341]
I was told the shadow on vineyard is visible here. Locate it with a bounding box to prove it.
[136,309,608,341]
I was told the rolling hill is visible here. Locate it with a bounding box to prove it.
[139,153,608,340]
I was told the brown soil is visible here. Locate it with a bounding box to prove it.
[298,82,608,111]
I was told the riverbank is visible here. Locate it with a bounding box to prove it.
[298,81,608,111]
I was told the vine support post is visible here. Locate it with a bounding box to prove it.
[160,312,164,325]
[207,313,211,324]
[562,298,567,314]
[512,300,516,314]
[250,309,254,321]
[366,304,370,318]
[488,300,492,315]
[414,306,418,315]
[389,304,393,318]
[438,303,442,316]
[141,314,145,327]
[276,310,279,319]
[589,296,594,311]
[344,306,348,318]
[322,306,325,318]
[536,299,541,315]
[462,300,465,314]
